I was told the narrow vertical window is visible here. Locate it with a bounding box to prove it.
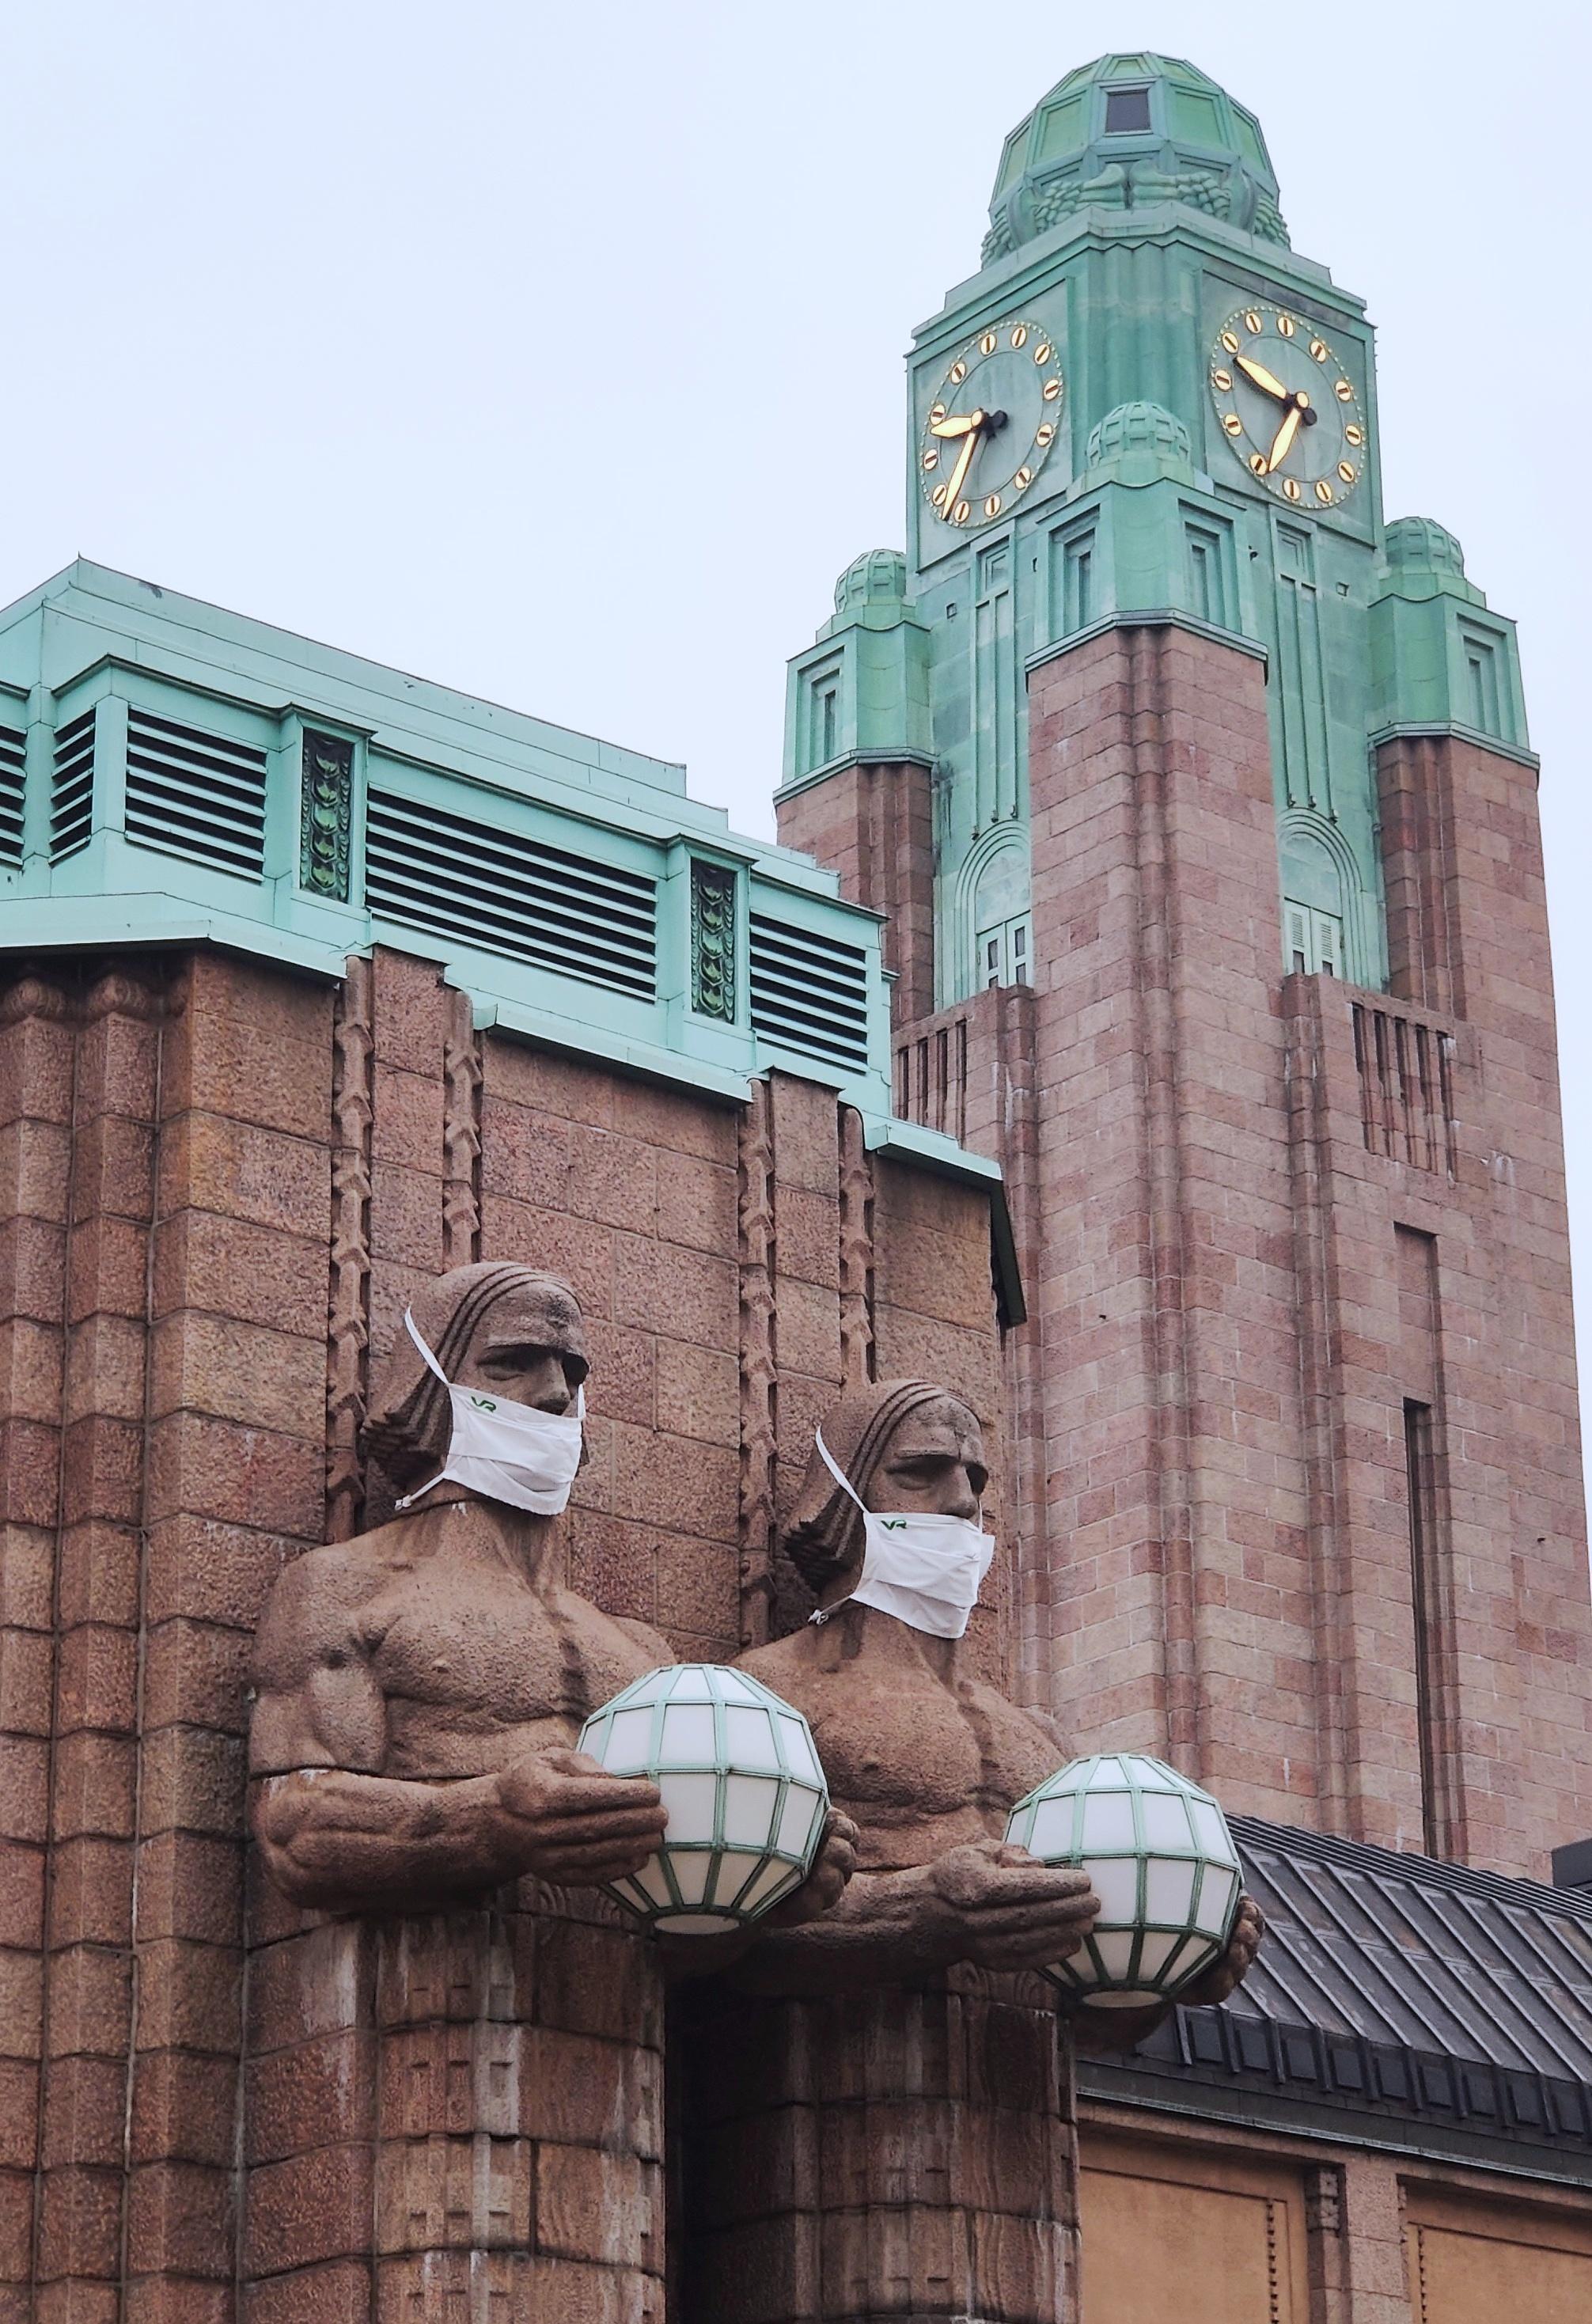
[821,684,838,763]
[1404,1397,1441,1856]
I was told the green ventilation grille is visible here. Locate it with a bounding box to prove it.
[0,726,24,866]
[51,710,97,862]
[749,914,871,1074]
[124,707,267,878]
[365,787,658,1001]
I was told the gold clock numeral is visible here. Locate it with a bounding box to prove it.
[950,360,967,385]
[1014,465,1033,488]
[980,331,998,354]
[1222,412,1243,435]
[953,498,971,524]
[923,449,939,470]
[1034,341,1053,364]
[1314,478,1334,504]
[1282,476,1302,502]
[931,483,950,509]
[1249,451,1268,476]
[1035,422,1056,447]
[1244,309,1263,333]
[1334,379,1353,402]
[984,493,1002,517]
[1212,366,1233,391]
[929,402,947,425]
[1042,377,1061,400]
[1337,461,1356,484]
[1221,328,1241,354]
[1310,337,1329,362]
[1344,423,1364,447]
[1277,313,1296,337]
[1010,324,1028,348]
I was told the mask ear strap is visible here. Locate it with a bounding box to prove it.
[814,1427,866,1513]
[404,1309,452,1386]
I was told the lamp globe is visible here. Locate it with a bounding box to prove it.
[578,1664,829,1934]
[1006,1753,1241,2007]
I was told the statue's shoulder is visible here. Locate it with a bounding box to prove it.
[736,1628,819,1697]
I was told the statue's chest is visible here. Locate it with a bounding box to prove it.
[804,1677,988,1818]
[370,1571,570,1720]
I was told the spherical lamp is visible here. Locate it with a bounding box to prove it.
[1006,1753,1241,2008]
[578,1663,829,1935]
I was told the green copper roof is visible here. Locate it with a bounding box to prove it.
[986,53,1287,263]
[0,559,994,1189]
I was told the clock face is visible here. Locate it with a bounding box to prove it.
[919,318,1066,532]
[1208,302,1368,512]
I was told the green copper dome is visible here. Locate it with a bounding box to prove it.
[985,54,1287,263]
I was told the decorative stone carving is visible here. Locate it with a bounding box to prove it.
[325,953,373,1541]
[690,857,737,1020]
[298,728,354,897]
[736,1079,777,1648]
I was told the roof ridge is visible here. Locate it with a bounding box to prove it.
[1230,1814,1592,1925]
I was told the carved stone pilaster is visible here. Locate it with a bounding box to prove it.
[838,1103,874,1389]
[736,1078,777,1647]
[299,730,354,899]
[690,859,737,1021]
[442,986,482,1267]
[326,955,373,1540]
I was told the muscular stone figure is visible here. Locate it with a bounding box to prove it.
[681,1378,1261,2323]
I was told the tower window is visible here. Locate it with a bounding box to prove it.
[1104,87,1151,133]
[978,913,1031,990]
[1283,900,1343,978]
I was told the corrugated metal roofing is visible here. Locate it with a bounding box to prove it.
[1078,1814,1592,2180]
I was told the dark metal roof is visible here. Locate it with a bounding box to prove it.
[1077,1814,1592,2182]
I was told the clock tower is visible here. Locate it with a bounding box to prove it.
[776,53,1592,1879]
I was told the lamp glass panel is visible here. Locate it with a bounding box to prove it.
[1140,1792,1193,1850]
[1092,1930,1136,1979]
[710,1850,768,1909]
[775,1784,823,1859]
[724,1705,783,1772]
[604,1707,654,1771]
[1143,1855,1198,1924]
[660,1704,718,1765]
[1029,1796,1077,1858]
[737,1858,800,1913]
[1093,1757,1127,1784]
[1189,1799,1236,1861]
[670,1852,713,1904]
[714,1670,761,1706]
[779,1716,822,1784]
[1082,1791,1137,1849]
[1085,1856,1140,1921]
[657,1771,718,1842]
[1135,1930,1187,1983]
[635,1858,673,1908]
[1127,1756,1177,1789]
[665,1666,716,1701]
[722,1773,780,1847]
[656,1910,726,1934]
[1194,1863,1238,1935]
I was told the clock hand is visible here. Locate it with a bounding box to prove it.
[1236,354,1292,403]
[939,423,983,517]
[1265,404,1303,473]
[931,408,987,439]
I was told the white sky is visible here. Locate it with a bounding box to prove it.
[6,0,1591,1446]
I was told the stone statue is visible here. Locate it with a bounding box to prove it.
[248,1260,852,1918]
[680,1379,1262,2323]
[731,1378,1261,2010]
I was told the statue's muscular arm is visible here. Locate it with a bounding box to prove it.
[248,1548,665,1912]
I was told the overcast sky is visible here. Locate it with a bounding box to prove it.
[6,1,1591,1442]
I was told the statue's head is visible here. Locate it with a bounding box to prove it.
[784,1379,988,1599]
[362,1261,589,1492]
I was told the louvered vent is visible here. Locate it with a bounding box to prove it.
[124,707,267,878]
[0,725,25,866]
[51,709,97,862]
[365,787,657,1000]
[749,914,872,1074]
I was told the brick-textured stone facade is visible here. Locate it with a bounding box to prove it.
[775,763,936,1028]
[0,943,1008,2321]
[789,624,1592,1879]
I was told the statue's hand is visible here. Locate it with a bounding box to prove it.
[1176,1894,1264,2007]
[925,1838,1099,1973]
[495,1746,668,1887]
[763,1810,859,1928]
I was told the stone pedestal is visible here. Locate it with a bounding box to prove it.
[681,1973,1077,2323]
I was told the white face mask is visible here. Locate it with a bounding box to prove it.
[810,1426,995,1640]
[395,1310,586,1516]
